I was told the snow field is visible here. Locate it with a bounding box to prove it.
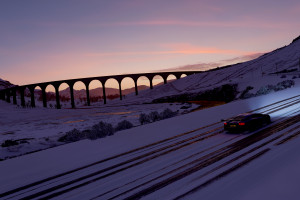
[1,85,300,193]
[183,123,300,200]
[0,100,198,159]
[0,38,300,199]
[1,85,300,199]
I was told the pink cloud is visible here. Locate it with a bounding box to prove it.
[159,52,264,72]
[221,53,265,63]
[85,43,251,57]
[161,43,249,55]
[20,17,295,31]
[104,19,292,29]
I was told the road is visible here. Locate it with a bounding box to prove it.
[1,95,300,200]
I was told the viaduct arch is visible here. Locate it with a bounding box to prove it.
[0,71,201,109]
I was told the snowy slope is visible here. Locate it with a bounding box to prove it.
[0,78,14,90]
[1,36,300,159]
[117,37,300,104]
[184,135,300,200]
[0,84,300,199]
[0,36,300,199]
[58,85,149,98]
[2,36,299,107]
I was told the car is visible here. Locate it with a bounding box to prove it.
[224,113,271,132]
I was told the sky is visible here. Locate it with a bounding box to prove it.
[1,0,300,89]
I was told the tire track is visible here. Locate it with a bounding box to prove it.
[174,149,271,200]
[122,114,300,200]
[0,122,220,199]
[18,129,224,200]
[95,113,300,199]
[174,123,300,199]
[1,95,300,199]
[91,134,243,199]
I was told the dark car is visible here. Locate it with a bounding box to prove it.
[224,113,271,132]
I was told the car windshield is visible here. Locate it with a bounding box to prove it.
[231,115,248,121]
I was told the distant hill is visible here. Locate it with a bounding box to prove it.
[58,85,149,98]
[116,35,300,104]
[0,77,150,100]
[2,35,299,103]
[0,78,14,90]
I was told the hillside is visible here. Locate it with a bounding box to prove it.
[116,35,300,105]
[0,78,14,90]
[2,36,299,106]
[1,35,300,199]
[1,78,300,199]
[58,85,149,99]
[1,35,299,109]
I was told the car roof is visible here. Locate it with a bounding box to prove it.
[229,113,259,121]
[238,112,264,116]
[237,113,253,117]
[227,113,265,121]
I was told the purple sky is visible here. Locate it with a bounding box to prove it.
[1,0,300,88]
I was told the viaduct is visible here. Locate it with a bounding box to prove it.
[0,71,201,109]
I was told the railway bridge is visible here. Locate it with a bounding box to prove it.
[0,71,201,109]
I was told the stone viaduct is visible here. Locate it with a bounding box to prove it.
[0,71,201,109]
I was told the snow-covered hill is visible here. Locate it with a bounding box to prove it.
[0,78,14,90]
[54,35,300,103]
[1,35,300,200]
[118,35,300,105]
[1,80,300,199]
[59,85,149,98]
[1,35,299,104]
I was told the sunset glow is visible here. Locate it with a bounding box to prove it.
[0,0,299,88]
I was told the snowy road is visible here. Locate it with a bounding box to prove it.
[1,94,300,200]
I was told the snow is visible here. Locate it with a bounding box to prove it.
[1,85,300,198]
[0,37,300,199]
[0,101,198,159]
[0,78,13,90]
[184,132,300,200]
